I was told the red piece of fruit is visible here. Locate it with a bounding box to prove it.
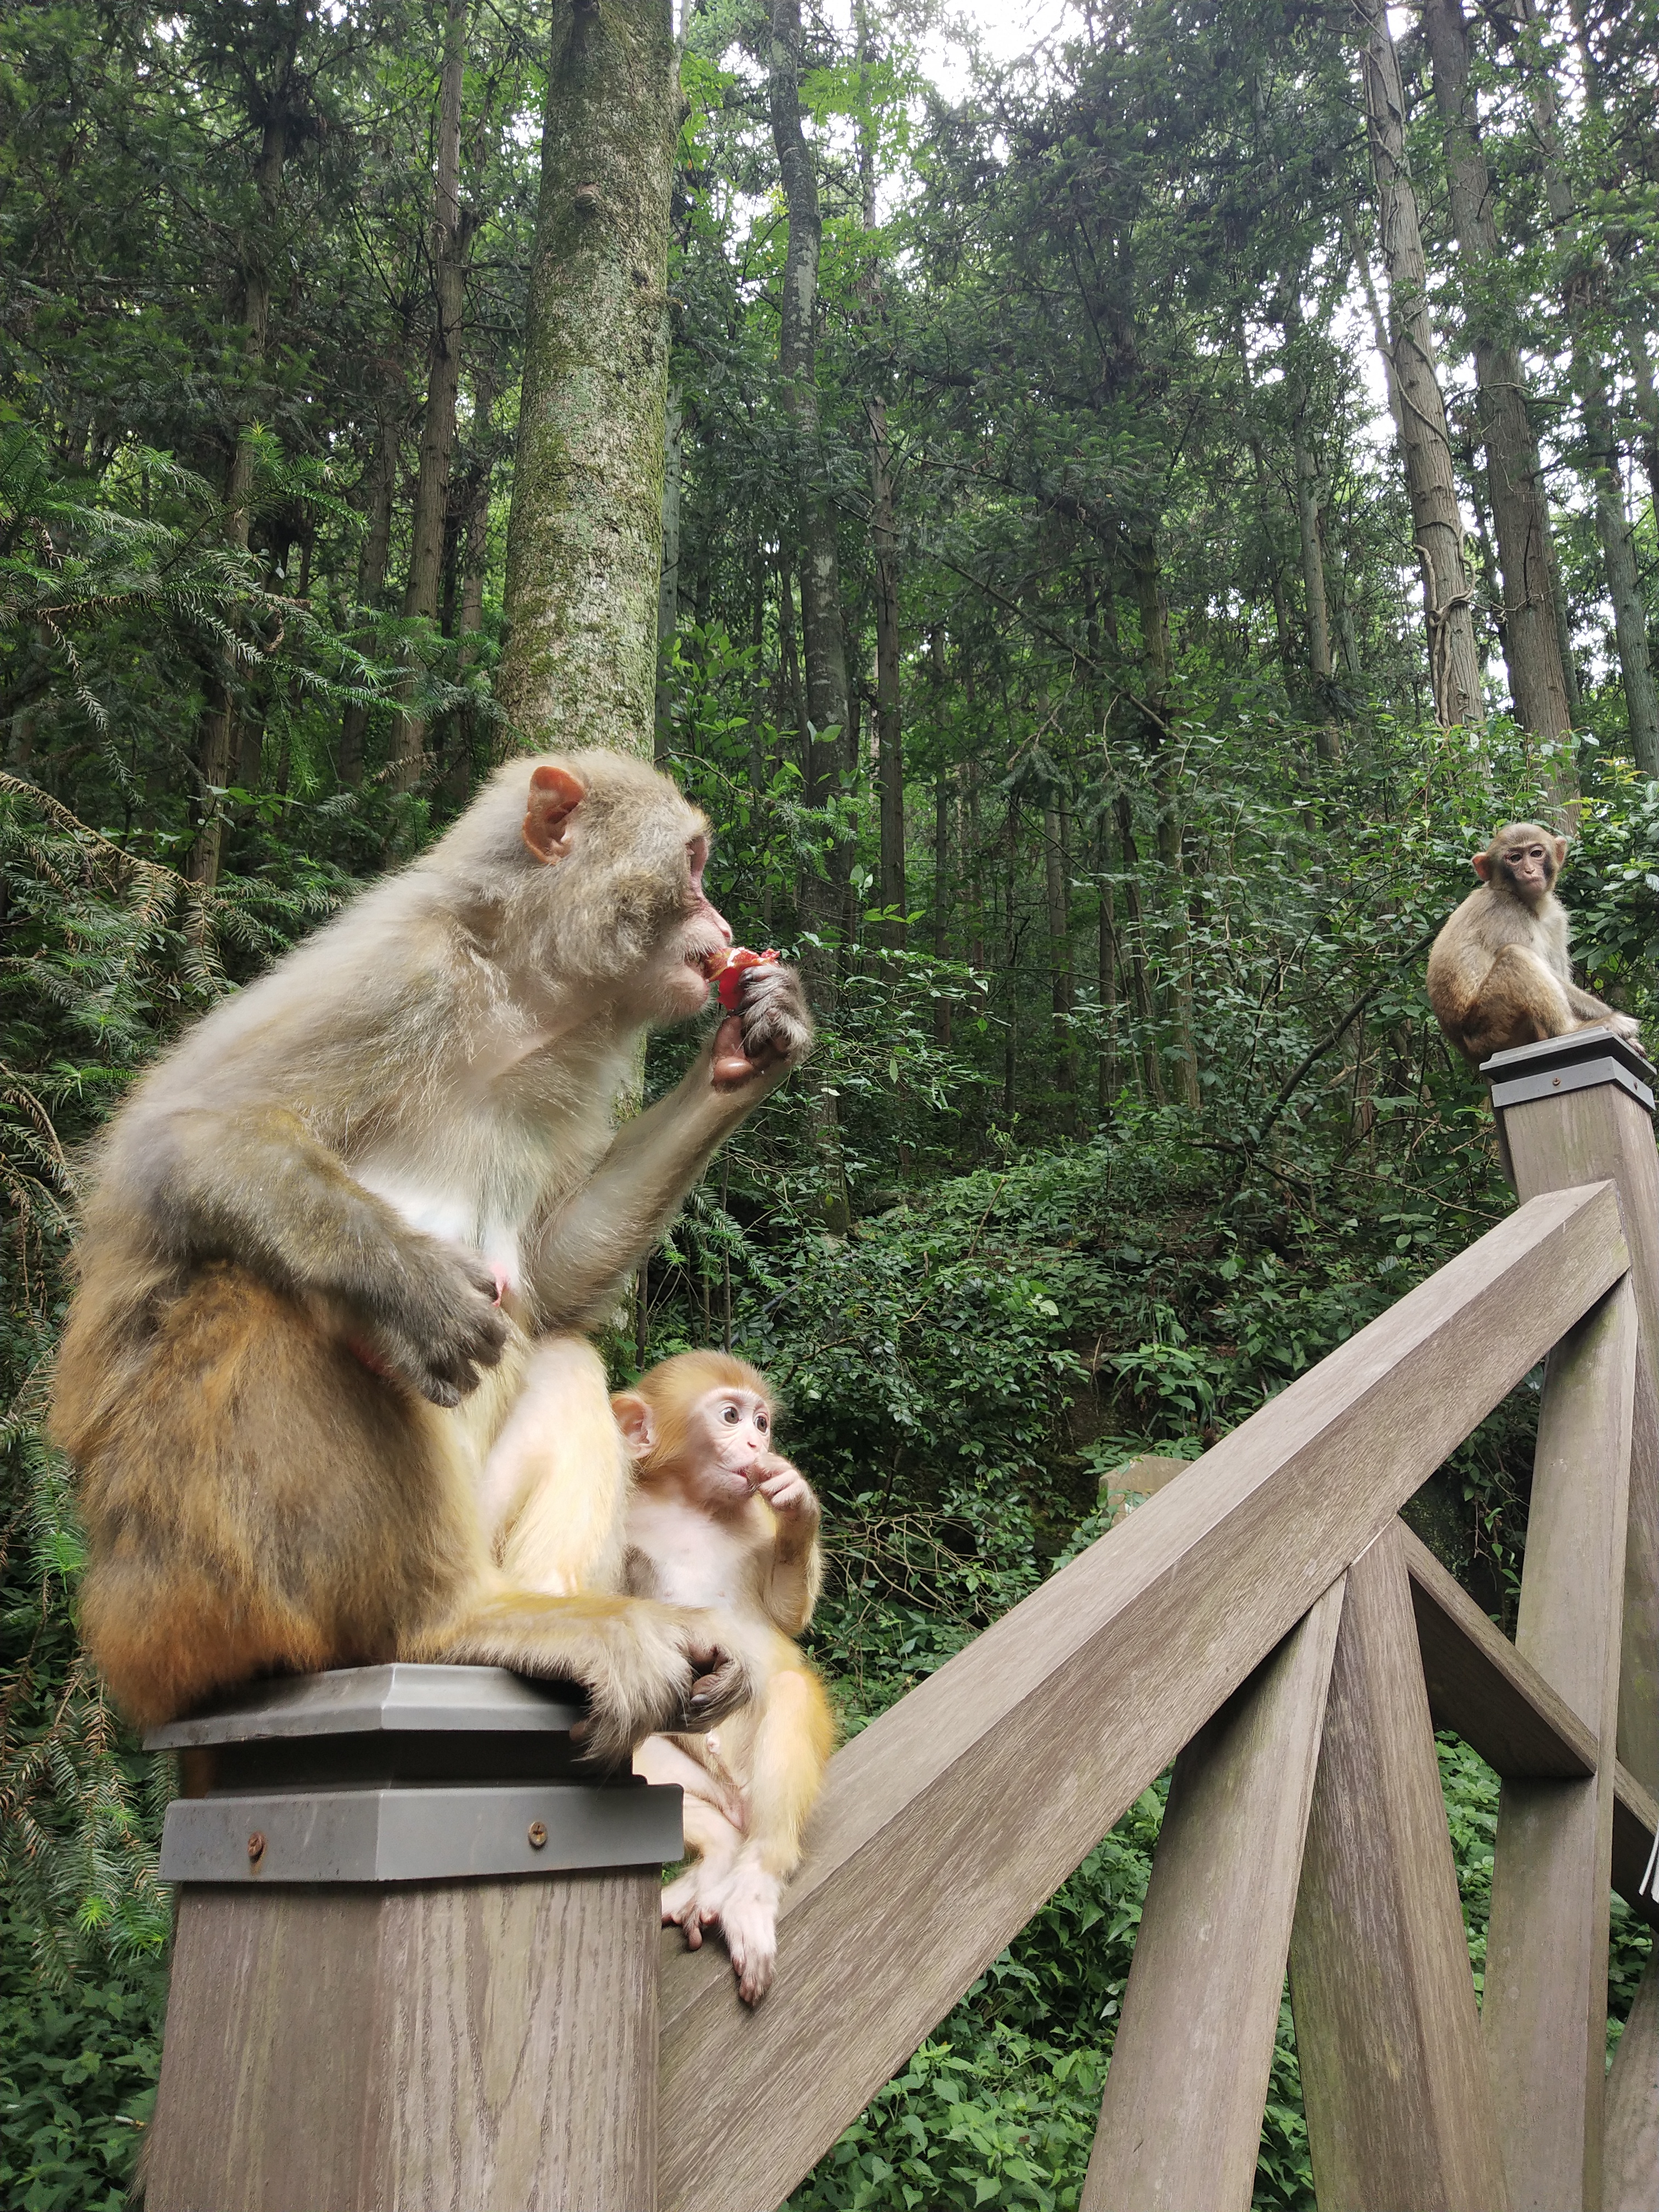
[714,946,780,1012]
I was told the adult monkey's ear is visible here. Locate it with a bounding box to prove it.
[522,763,586,862]
[1471,849,1492,881]
[1552,836,1570,871]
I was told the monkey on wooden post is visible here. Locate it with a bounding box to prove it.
[1426,821,1641,1068]
[614,1352,834,2004]
[51,751,813,1763]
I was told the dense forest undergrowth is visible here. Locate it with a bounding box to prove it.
[4,0,1658,2203]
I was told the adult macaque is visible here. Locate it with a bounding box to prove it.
[1426,821,1641,1067]
[51,751,812,1763]
[614,1351,834,2005]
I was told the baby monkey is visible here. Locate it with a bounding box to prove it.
[614,1351,834,2004]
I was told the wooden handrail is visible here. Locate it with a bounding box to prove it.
[658,1182,1628,2212]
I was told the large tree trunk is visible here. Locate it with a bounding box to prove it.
[1420,0,1572,771]
[769,0,850,1231]
[1353,0,1484,729]
[495,0,678,760]
[189,107,289,884]
[393,0,472,792]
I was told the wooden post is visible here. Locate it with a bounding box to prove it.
[1603,1954,1659,2211]
[1081,1579,1345,2211]
[1490,1027,1659,1797]
[141,1666,678,2212]
[1482,1276,1637,2211]
[1288,1524,1510,2212]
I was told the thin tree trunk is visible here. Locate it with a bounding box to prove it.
[1280,299,1337,751]
[856,10,904,952]
[1133,538,1197,1107]
[340,404,400,789]
[1097,814,1120,1114]
[1114,792,1161,1105]
[933,774,951,1048]
[496,0,678,760]
[1519,3,1659,776]
[395,0,472,793]
[1421,0,1572,770]
[189,108,288,884]
[770,0,850,1231]
[1235,332,1298,690]
[655,383,682,760]
[1043,802,1076,1127]
[1353,0,1484,729]
[872,410,904,947]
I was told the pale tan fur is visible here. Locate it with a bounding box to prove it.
[616,1351,835,2003]
[51,753,814,1762]
[1426,820,1641,1068]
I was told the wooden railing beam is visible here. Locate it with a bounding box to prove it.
[1483,1275,1637,2212]
[657,1183,1626,2212]
[1289,1525,1510,2212]
[1402,1520,1598,1778]
[1080,1581,1345,2212]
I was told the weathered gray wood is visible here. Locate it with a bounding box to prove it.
[1613,1760,1659,1929]
[658,1184,1621,2212]
[1502,1080,1659,1794]
[1289,1525,1510,2212]
[1604,1954,1659,2212]
[145,1870,658,2211]
[1081,1579,1345,2212]
[1483,1276,1637,2212]
[1401,1520,1597,1779]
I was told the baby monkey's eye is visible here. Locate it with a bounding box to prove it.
[756,1412,769,1431]
[721,1402,741,1423]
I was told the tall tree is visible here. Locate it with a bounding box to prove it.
[1517,0,1659,775]
[1419,0,1573,772]
[1353,0,1485,730]
[495,0,679,759]
[188,2,306,884]
[856,2,904,952]
[769,0,851,1230]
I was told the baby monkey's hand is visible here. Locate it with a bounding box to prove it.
[751,1452,817,1521]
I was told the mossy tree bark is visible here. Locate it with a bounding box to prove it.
[495,0,678,761]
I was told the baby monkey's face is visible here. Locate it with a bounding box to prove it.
[690,1387,775,1505]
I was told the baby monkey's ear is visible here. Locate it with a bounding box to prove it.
[611,1390,656,1461]
[522,764,586,862]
